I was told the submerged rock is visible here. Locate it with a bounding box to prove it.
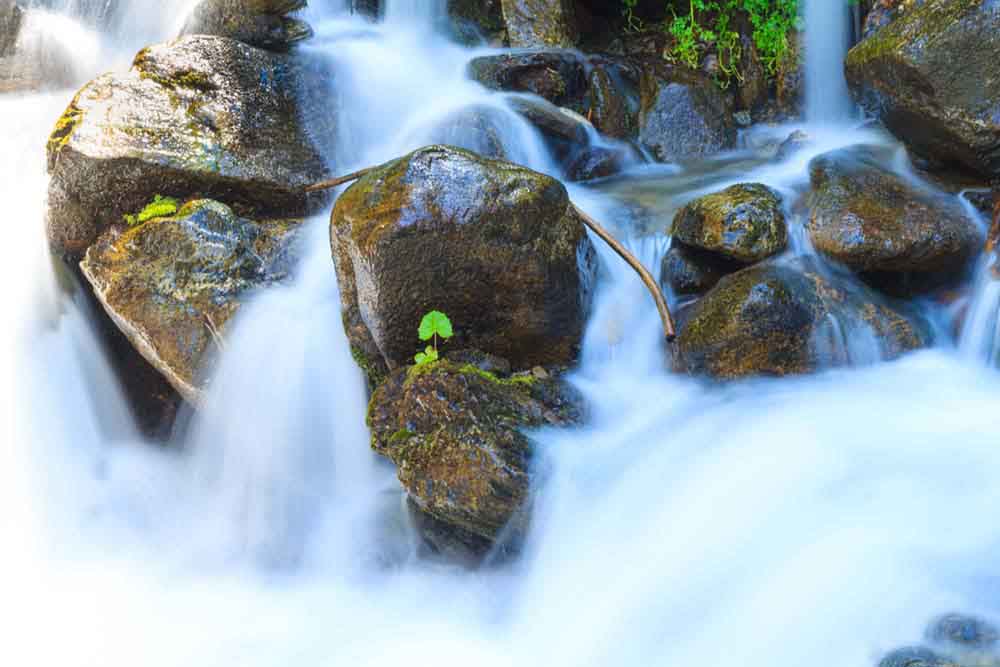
[500,0,577,48]
[180,0,314,51]
[925,613,999,649]
[45,35,332,258]
[368,360,583,559]
[674,260,928,379]
[638,69,736,163]
[877,647,957,667]
[845,0,1000,179]
[330,145,595,384]
[672,183,787,263]
[807,148,980,276]
[80,199,302,403]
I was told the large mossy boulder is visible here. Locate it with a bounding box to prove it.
[674,261,928,378]
[330,145,595,383]
[45,34,332,258]
[500,0,577,48]
[368,360,583,559]
[638,69,736,163]
[845,0,1000,179]
[806,148,980,276]
[180,0,313,51]
[672,183,787,263]
[80,199,302,403]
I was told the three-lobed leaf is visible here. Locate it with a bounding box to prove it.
[418,310,454,342]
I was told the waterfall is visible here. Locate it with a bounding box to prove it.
[804,0,854,123]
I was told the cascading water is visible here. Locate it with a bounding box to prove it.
[6,1,1000,666]
[804,0,854,123]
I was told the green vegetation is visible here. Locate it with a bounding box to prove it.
[624,0,800,87]
[414,310,454,366]
[123,195,179,227]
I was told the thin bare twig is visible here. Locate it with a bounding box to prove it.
[307,167,677,343]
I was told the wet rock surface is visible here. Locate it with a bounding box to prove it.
[501,0,578,48]
[672,183,787,263]
[330,145,595,384]
[845,0,1000,179]
[662,242,743,297]
[806,148,980,276]
[181,0,314,51]
[638,69,736,162]
[80,199,302,403]
[447,0,506,44]
[469,50,586,110]
[368,360,584,558]
[45,34,332,258]
[674,260,928,379]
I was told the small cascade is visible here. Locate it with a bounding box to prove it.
[803,0,854,123]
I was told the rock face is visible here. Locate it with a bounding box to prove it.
[775,31,804,116]
[639,70,736,162]
[672,183,787,263]
[807,148,980,275]
[368,360,583,558]
[331,145,595,383]
[447,0,506,44]
[80,200,302,403]
[46,35,332,258]
[0,0,21,58]
[845,0,1000,179]
[674,261,928,378]
[180,0,314,51]
[501,0,577,48]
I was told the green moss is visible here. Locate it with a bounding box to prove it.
[351,345,386,389]
[123,195,179,227]
[389,428,415,445]
[46,97,84,164]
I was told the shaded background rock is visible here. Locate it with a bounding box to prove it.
[501,0,577,48]
[639,68,736,163]
[45,34,332,258]
[331,145,595,383]
[180,0,314,52]
[80,200,302,403]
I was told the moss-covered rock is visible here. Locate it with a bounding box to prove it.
[180,0,313,51]
[672,183,787,263]
[45,35,333,258]
[806,148,980,277]
[674,260,928,379]
[501,0,577,48]
[638,68,736,163]
[368,360,584,558]
[80,199,302,403]
[330,145,595,381]
[845,0,1000,179]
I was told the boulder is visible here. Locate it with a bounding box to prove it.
[368,360,584,558]
[674,260,928,378]
[330,145,595,384]
[180,0,313,51]
[468,50,586,110]
[845,0,1000,179]
[672,183,787,263]
[638,69,736,163]
[500,0,577,48]
[80,199,302,403]
[661,242,742,297]
[806,148,980,276]
[45,35,332,258]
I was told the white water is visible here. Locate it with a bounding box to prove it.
[804,0,854,123]
[5,2,1000,666]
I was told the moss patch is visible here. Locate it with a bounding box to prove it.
[46,96,84,167]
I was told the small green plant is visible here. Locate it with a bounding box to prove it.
[414,310,454,366]
[622,0,644,32]
[123,194,179,227]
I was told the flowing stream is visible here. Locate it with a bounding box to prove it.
[5,2,1000,666]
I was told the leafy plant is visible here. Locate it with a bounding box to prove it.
[414,310,454,366]
[123,194,178,227]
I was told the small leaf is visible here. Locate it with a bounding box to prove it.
[414,345,438,366]
[418,310,454,341]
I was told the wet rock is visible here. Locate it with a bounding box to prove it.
[878,647,957,667]
[180,0,313,51]
[638,69,736,163]
[737,33,767,113]
[662,242,743,297]
[775,130,810,161]
[447,0,506,45]
[674,260,928,379]
[587,63,636,140]
[45,35,332,258]
[445,349,512,376]
[0,0,21,58]
[368,360,584,557]
[468,50,586,109]
[501,0,578,48]
[506,95,591,159]
[566,145,630,182]
[806,148,980,276]
[775,31,804,117]
[80,199,302,403]
[926,613,999,649]
[672,183,787,263]
[330,145,596,384]
[845,0,1000,180]
[426,105,509,160]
